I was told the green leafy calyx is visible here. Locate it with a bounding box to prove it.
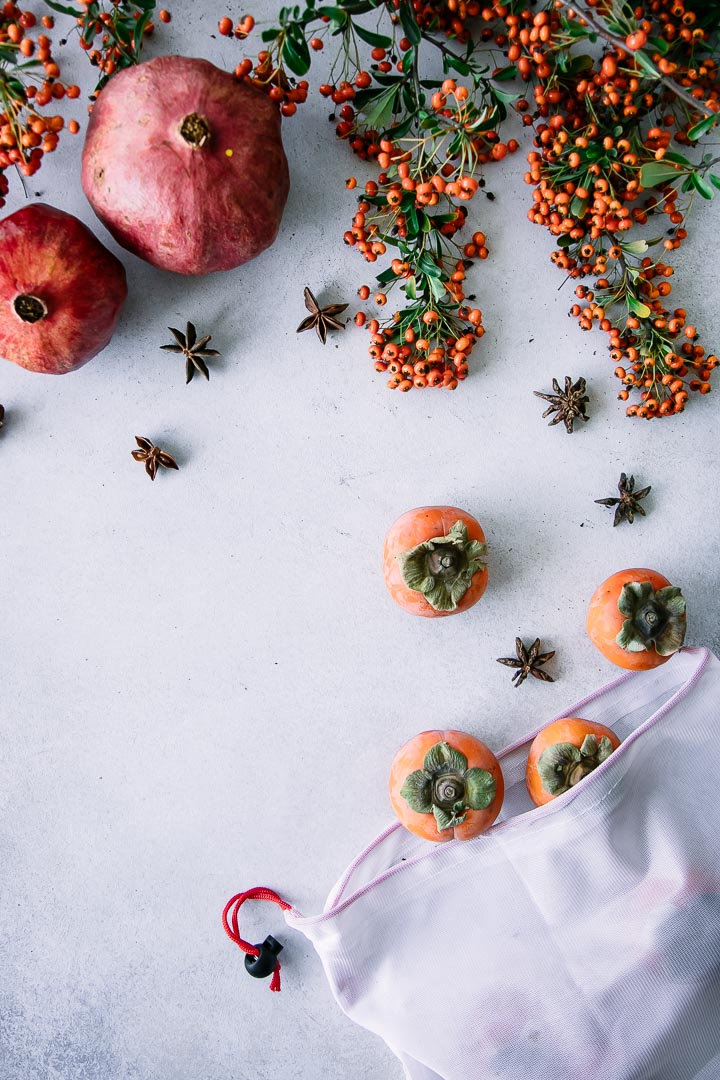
[399,740,496,831]
[615,582,686,656]
[537,733,616,796]
[397,520,487,612]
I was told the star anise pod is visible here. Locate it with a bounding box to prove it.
[296,286,348,344]
[534,376,589,433]
[161,321,220,383]
[131,436,179,481]
[497,638,555,688]
[595,472,651,527]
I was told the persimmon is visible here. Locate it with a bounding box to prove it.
[383,506,488,618]
[526,717,621,807]
[587,568,686,670]
[390,730,504,842]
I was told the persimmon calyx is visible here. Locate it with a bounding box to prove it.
[397,520,487,612]
[400,740,496,831]
[615,582,686,655]
[537,734,615,797]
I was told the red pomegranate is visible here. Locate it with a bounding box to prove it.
[0,202,128,375]
[81,56,290,275]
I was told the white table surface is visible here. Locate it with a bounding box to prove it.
[1,5,719,1077]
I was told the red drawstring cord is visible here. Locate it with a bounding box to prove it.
[222,887,291,992]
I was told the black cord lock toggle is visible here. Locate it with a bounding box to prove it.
[244,935,284,979]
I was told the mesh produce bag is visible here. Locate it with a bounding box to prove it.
[226,648,720,1080]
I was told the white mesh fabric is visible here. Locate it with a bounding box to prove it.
[286,648,720,1080]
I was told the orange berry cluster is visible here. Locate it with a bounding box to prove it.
[218,14,310,115]
[332,70,520,167]
[357,299,484,391]
[230,0,718,409]
[571,264,717,417]
[232,54,308,116]
[339,101,492,389]
[0,2,79,203]
[71,0,162,98]
[512,0,719,416]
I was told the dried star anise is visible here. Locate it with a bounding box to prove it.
[161,321,220,383]
[497,638,555,687]
[534,376,589,433]
[595,472,651,527]
[131,436,179,481]
[296,286,348,344]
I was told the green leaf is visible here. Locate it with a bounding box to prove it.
[647,35,669,55]
[418,251,442,278]
[401,47,415,78]
[372,73,403,87]
[557,234,572,249]
[640,161,684,188]
[493,64,517,81]
[400,770,433,814]
[404,276,417,300]
[627,295,651,319]
[404,202,419,237]
[622,239,649,254]
[492,86,520,104]
[362,87,398,131]
[570,195,589,218]
[711,174,720,191]
[353,22,392,48]
[444,53,470,77]
[424,741,468,775]
[317,5,347,24]
[687,112,719,142]
[565,53,594,75]
[386,114,415,139]
[4,77,26,101]
[41,0,80,13]
[352,86,385,109]
[428,275,446,303]
[133,8,154,52]
[634,50,660,78]
[282,29,311,75]
[398,0,421,45]
[375,266,397,286]
[465,768,496,810]
[689,171,714,199]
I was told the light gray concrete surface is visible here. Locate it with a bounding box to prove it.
[1,5,719,1079]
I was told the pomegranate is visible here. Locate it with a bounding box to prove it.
[81,56,290,275]
[0,203,128,375]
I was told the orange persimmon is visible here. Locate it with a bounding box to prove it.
[389,729,504,842]
[587,568,687,670]
[383,506,488,617]
[526,717,621,807]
